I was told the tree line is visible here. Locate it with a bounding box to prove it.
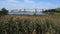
[42,8,60,15]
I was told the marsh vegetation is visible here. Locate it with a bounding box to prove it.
[0,8,60,34]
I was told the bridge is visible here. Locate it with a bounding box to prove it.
[10,8,46,15]
[11,8,46,12]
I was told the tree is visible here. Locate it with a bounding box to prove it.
[0,8,8,16]
[1,8,8,15]
[42,8,60,15]
[56,8,60,12]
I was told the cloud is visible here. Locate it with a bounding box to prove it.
[5,0,20,3]
[7,0,16,1]
[0,0,60,10]
[24,0,35,3]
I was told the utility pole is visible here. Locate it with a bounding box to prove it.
[42,9,44,11]
[24,9,26,12]
[20,9,22,11]
[34,9,37,15]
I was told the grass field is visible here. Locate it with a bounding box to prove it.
[0,14,60,34]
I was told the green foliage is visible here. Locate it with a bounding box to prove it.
[42,8,60,15]
[1,8,8,15]
[0,8,8,16]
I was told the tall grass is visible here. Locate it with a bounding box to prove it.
[0,15,60,34]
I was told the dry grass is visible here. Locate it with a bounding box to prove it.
[0,14,60,23]
[0,14,60,34]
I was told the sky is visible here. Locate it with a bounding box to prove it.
[0,0,60,10]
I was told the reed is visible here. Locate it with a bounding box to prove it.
[0,14,60,34]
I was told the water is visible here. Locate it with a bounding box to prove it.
[9,11,42,15]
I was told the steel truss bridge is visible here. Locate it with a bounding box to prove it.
[10,8,46,15]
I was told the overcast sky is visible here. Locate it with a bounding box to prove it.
[0,0,60,10]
